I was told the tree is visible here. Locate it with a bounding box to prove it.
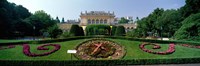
[0,0,31,38]
[156,9,182,37]
[174,13,200,41]
[25,10,56,36]
[115,26,125,36]
[56,16,60,23]
[118,17,129,24]
[61,17,65,23]
[47,25,63,38]
[69,25,81,36]
[180,0,200,18]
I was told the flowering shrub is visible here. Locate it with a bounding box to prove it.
[140,42,175,55]
[180,44,200,49]
[23,44,61,57]
[0,45,15,50]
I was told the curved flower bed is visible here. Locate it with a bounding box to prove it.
[0,45,15,50]
[23,44,61,57]
[140,42,175,55]
[180,44,200,49]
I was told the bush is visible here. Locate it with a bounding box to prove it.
[174,13,200,41]
[85,24,111,36]
[111,26,117,36]
[47,25,63,38]
[70,25,80,36]
[115,26,125,36]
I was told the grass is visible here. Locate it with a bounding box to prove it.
[0,38,200,60]
[0,39,30,43]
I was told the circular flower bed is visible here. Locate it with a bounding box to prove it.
[139,42,175,55]
[75,38,125,60]
[0,45,15,50]
[180,44,200,49]
[23,44,61,57]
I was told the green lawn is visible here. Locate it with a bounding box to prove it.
[0,38,200,60]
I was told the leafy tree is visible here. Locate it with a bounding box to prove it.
[174,13,200,41]
[61,17,65,23]
[56,16,60,23]
[0,0,31,38]
[180,0,200,18]
[115,26,125,36]
[118,17,129,24]
[25,10,56,36]
[156,9,182,37]
[47,25,63,38]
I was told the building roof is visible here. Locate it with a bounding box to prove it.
[80,11,115,16]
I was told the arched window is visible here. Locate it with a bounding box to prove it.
[88,19,91,24]
[96,19,99,24]
[100,19,103,24]
[92,19,95,24]
[104,19,107,24]
[127,27,130,29]
[131,27,134,29]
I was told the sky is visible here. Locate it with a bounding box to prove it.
[7,0,185,21]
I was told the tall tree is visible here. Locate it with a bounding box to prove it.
[180,0,200,18]
[56,16,60,23]
[61,17,65,23]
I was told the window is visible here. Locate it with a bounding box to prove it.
[92,19,95,24]
[100,19,103,24]
[104,19,107,24]
[88,19,91,24]
[96,19,99,24]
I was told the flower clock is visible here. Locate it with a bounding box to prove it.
[75,39,126,60]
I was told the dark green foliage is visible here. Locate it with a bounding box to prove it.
[1,56,200,65]
[24,10,57,36]
[79,27,84,36]
[111,26,117,36]
[47,25,63,38]
[69,25,83,36]
[55,16,60,23]
[118,17,129,24]
[174,13,200,41]
[61,17,65,23]
[156,9,182,37]
[85,24,111,36]
[180,0,200,18]
[115,26,125,36]
[0,0,31,38]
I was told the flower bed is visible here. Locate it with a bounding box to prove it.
[139,42,175,55]
[0,45,15,50]
[180,44,200,49]
[23,44,61,57]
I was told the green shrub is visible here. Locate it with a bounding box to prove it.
[69,25,80,36]
[115,26,125,36]
[111,26,117,36]
[85,24,111,36]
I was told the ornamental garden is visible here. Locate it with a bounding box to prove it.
[1,37,200,65]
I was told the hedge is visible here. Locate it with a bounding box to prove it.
[1,36,200,45]
[1,57,200,66]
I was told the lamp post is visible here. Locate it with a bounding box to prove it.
[160,26,163,40]
[33,26,36,40]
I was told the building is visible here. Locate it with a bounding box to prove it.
[59,11,137,32]
[79,11,115,26]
